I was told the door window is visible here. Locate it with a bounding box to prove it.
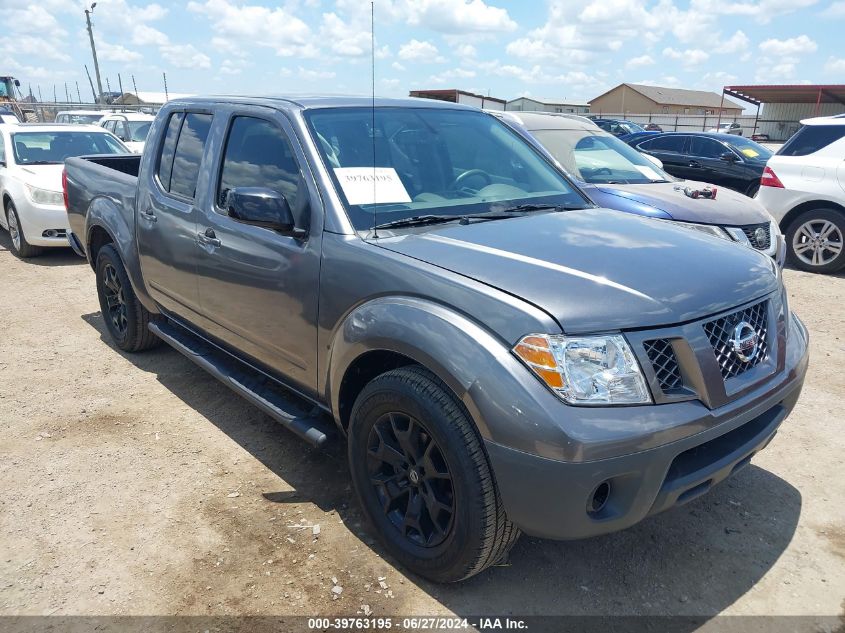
[217,116,302,212]
[156,112,212,199]
[638,135,686,153]
[689,137,729,159]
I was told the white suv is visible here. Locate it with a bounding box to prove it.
[756,115,845,274]
[99,113,155,153]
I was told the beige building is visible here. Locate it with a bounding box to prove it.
[505,97,589,114]
[589,83,743,116]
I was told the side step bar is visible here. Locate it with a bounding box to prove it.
[149,319,336,447]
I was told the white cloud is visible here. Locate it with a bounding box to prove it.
[759,34,817,56]
[662,47,709,67]
[398,39,444,61]
[754,59,798,82]
[392,61,407,71]
[0,5,67,38]
[719,30,750,55]
[298,67,337,80]
[98,41,144,64]
[402,0,517,33]
[320,12,373,57]
[132,24,169,47]
[626,54,654,69]
[821,1,845,16]
[454,43,478,58]
[0,36,69,62]
[188,0,316,58]
[825,57,845,73]
[159,43,212,69]
[427,67,477,84]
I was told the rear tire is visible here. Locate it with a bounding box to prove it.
[348,365,519,583]
[95,244,160,352]
[785,208,845,274]
[6,202,43,259]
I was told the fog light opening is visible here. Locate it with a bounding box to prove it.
[43,229,57,238]
[588,480,611,516]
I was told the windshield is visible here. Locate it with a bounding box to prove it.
[11,131,128,165]
[59,113,104,124]
[532,129,671,184]
[127,121,152,142]
[726,136,773,161]
[305,107,589,231]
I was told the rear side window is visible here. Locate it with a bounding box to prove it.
[157,112,183,191]
[689,137,728,159]
[169,113,213,199]
[638,135,686,153]
[778,125,845,156]
[217,116,302,210]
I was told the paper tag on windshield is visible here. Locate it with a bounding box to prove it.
[740,148,759,158]
[333,167,411,205]
[634,165,661,180]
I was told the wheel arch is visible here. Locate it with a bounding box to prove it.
[779,199,845,233]
[326,296,517,440]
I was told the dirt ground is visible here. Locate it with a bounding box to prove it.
[0,230,843,628]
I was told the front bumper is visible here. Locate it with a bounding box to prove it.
[485,314,809,540]
[14,198,71,248]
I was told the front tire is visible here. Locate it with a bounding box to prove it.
[6,202,43,259]
[95,244,160,352]
[348,365,519,583]
[785,208,845,274]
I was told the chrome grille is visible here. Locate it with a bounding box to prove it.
[703,300,769,380]
[741,223,771,250]
[643,339,683,391]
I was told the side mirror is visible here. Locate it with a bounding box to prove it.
[720,152,738,162]
[224,187,303,236]
[641,152,664,170]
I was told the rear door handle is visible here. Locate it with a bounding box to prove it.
[139,209,157,222]
[198,228,221,247]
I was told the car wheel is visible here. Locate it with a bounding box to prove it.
[95,244,161,351]
[785,209,845,274]
[5,201,43,258]
[348,365,520,583]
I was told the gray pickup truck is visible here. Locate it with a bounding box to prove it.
[64,96,809,583]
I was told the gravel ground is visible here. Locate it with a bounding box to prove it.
[0,232,843,627]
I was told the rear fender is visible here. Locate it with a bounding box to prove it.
[86,199,158,314]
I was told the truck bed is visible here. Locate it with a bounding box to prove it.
[64,154,141,259]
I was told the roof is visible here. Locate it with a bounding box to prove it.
[169,95,479,111]
[1,123,107,133]
[100,112,155,120]
[506,96,589,107]
[55,110,108,115]
[499,111,599,131]
[409,89,507,104]
[591,83,743,110]
[723,84,845,106]
[800,114,845,126]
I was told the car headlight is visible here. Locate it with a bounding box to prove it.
[513,334,652,405]
[26,184,64,206]
[675,221,735,242]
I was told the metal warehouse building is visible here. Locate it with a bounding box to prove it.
[722,84,845,141]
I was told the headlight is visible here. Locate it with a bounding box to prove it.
[26,184,64,206]
[723,226,753,246]
[513,334,652,405]
[675,221,738,242]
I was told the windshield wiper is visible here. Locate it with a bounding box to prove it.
[498,202,585,213]
[373,212,520,230]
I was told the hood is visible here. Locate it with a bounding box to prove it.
[14,164,65,192]
[591,180,772,225]
[376,209,779,334]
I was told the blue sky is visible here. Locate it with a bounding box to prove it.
[1,0,843,108]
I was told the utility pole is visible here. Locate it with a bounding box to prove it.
[84,3,103,103]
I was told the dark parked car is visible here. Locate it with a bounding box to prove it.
[628,132,773,197]
[496,112,782,260]
[64,96,808,583]
[591,118,647,137]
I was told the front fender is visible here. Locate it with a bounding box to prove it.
[326,296,568,452]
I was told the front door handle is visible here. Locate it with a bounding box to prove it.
[198,227,221,247]
[689,160,702,168]
[139,209,157,222]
